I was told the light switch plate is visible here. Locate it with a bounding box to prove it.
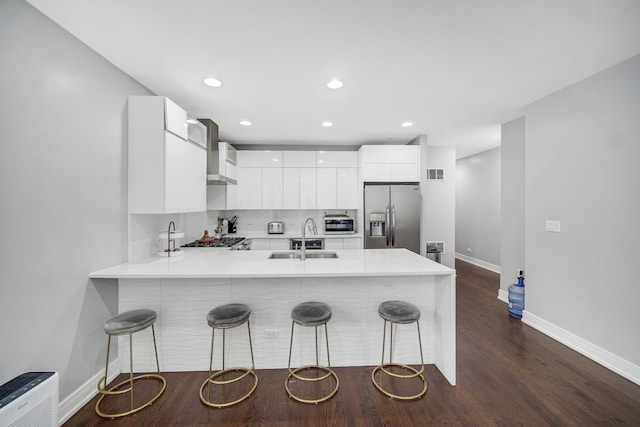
[545,220,561,233]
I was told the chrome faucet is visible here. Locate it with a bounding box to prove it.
[167,221,176,257]
[301,217,317,261]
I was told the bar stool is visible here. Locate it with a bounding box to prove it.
[372,300,427,400]
[285,301,339,403]
[200,303,258,408]
[95,309,166,418]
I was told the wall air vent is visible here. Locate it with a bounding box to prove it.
[426,168,445,180]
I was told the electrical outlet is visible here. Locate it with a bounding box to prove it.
[426,241,445,254]
[466,248,471,253]
[264,329,278,339]
[545,220,561,233]
[384,283,396,290]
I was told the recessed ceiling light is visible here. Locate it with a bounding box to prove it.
[204,76,222,87]
[239,120,252,126]
[327,79,343,89]
[321,121,333,127]
[401,121,413,127]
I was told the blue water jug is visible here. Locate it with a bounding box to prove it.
[508,270,525,318]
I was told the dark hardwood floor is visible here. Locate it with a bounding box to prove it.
[65,260,640,426]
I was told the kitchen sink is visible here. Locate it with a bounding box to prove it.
[268,251,338,259]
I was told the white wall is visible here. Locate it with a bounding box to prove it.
[500,117,526,296]
[422,143,456,268]
[521,54,640,382]
[0,0,151,401]
[455,147,501,272]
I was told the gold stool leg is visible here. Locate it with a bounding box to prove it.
[95,326,166,418]
[372,320,427,400]
[200,320,258,408]
[285,321,339,404]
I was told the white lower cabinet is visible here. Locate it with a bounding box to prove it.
[252,237,361,251]
[270,239,289,250]
[251,239,288,250]
[324,237,362,250]
[324,239,343,250]
[250,239,270,251]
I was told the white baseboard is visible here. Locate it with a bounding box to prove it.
[497,288,508,303]
[58,359,120,425]
[455,253,501,274]
[523,311,640,387]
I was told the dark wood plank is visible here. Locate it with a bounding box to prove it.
[64,260,640,426]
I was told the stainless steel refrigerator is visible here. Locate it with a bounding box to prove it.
[364,183,421,254]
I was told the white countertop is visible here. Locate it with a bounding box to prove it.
[89,248,453,279]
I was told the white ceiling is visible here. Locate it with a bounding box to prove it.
[26,0,640,158]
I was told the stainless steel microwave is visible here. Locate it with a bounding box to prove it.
[324,216,356,234]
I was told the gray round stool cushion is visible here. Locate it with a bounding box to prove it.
[207,303,251,328]
[104,309,157,335]
[291,301,332,326]
[378,300,421,324]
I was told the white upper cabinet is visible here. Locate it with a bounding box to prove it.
[316,151,358,167]
[283,168,301,209]
[359,145,418,163]
[262,168,283,209]
[284,151,316,167]
[239,150,283,167]
[227,167,261,209]
[128,96,206,214]
[360,145,420,182]
[337,167,358,209]
[230,149,357,210]
[316,168,338,209]
[128,96,188,140]
[316,167,358,209]
[229,151,284,209]
[299,168,317,209]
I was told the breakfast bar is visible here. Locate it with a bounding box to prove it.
[90,248,457,385]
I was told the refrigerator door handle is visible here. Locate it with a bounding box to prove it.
[385,204,390,247]
[391,203,396,247]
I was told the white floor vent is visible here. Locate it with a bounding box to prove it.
[0,372,58,427]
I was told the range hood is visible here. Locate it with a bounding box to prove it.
[199,118,237,185]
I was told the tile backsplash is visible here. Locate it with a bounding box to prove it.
[129,209,357,261]
[225,209,357,234]
[128,210,223,261]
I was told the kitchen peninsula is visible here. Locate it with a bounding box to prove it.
[90,248,456,385]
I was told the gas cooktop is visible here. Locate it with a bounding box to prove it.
[181,237,246,248]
